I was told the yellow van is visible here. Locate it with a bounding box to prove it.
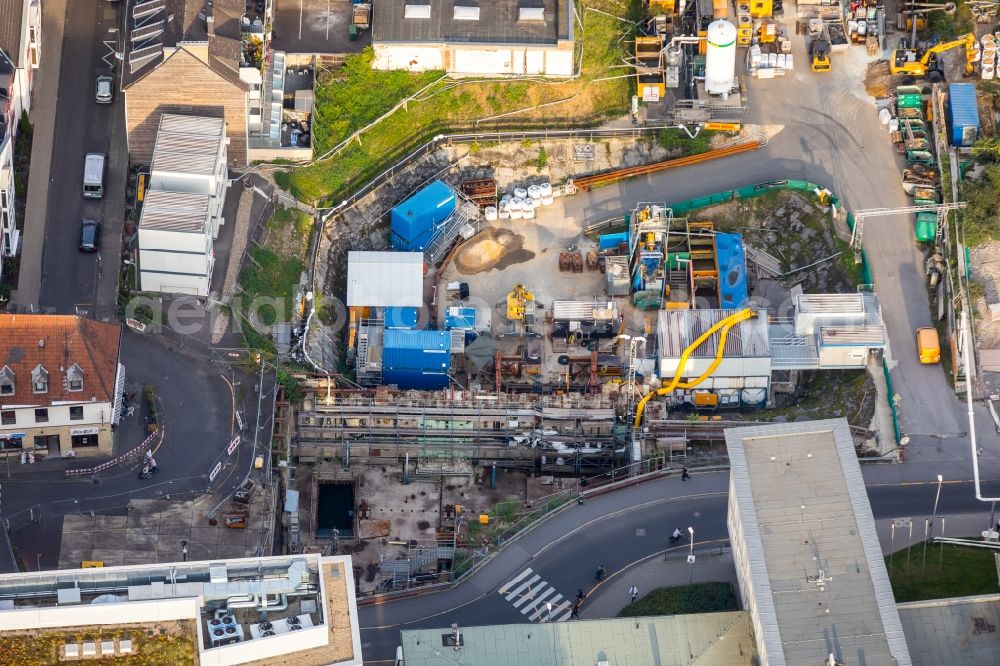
[916,327,941,364]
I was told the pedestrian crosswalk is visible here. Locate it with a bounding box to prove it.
[498,567,573,622]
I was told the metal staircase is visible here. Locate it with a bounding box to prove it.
[424,201,481,264]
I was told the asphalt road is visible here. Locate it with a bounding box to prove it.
[359,472,1000,662]
[37,0,125,315]
[0,334,276,568]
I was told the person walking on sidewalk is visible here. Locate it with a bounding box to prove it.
[681,467,691,482]
[628,585,639,603]
[570,600,581,619]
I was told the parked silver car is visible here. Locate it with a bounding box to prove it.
[95,75,113,104]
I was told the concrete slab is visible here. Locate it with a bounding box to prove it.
[156,541,188,564]
[89,549,127,568]
[124,530,158,555]
[62,515,100,532]
[58,549,91,570]
[187,541,217,563]
[216,544,251,560]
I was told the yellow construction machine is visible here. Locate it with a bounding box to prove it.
[889,33,976,81]
[810,40,832,72]
[506,284,535,321]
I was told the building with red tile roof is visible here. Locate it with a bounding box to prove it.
[0,315,123,456]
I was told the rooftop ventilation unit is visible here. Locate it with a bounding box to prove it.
[518,6,545,21]
[454,5,480,20]
[404,3,432,18]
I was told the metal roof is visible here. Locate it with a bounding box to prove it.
[795,293,867,314]
[898,594,1000,665]
[552,301,618,321]
[399,612,755,666]
[150,114,227,176]
[658,309,769,359]
[138,189,210,233]
[819,326,886,347]
[373,0,572,46]
[346,251,424,307]
[725,420,912,666]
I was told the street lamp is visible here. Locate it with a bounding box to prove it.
[687,526,695,585]
[931,474,944,532]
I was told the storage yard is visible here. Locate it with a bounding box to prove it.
[268,0,1000,593]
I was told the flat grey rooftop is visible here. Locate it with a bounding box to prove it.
[373,0,571,46]
[400,612,754,666]
[898,594,1000,665]
[726,420,911,665]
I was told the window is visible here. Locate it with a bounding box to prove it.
[31,364,48,394]
[0,365,13,396]
[72,434,98,448]
[0,410,14,425]
[65,364,84,392]
[69,406,83,421]
[34,408,48,423]
[0,436,22,451]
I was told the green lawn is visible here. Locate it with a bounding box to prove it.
[887,544,999,602]
[617,582,738,617]
[282,0,640,204]
[233,206,311,352]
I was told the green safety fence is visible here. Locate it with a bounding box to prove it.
[882,356,902,442]
[666,181,897,442]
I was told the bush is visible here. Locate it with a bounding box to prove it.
[143,385,157,422]
[617,582,738,617]
[276,368,303,403]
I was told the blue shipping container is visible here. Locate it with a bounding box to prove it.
[715,233,749,309]
[947,83,979,147]
[391,181,457,252]
[382,329,451,390]
[385,307,420,329]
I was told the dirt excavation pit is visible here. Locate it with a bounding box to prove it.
[455,227,534,274]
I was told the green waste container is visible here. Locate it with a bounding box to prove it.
[349,25,358,41]
[915,212,937,243]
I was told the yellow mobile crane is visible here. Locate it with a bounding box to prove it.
[889,33,976,82]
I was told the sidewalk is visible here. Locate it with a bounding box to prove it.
[579,547,739,620]
[11,0,67,310]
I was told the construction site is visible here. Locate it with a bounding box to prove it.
[271,0,996,594]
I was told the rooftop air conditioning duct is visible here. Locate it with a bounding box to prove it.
[404,3,432,18]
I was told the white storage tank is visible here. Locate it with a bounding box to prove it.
[705,20,737,98]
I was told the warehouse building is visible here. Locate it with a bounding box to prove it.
[372,0,576,78]
[725,419,912,666]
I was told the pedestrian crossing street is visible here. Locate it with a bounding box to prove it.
[498,567,574,622]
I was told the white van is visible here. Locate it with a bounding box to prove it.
[83,153,105,199]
